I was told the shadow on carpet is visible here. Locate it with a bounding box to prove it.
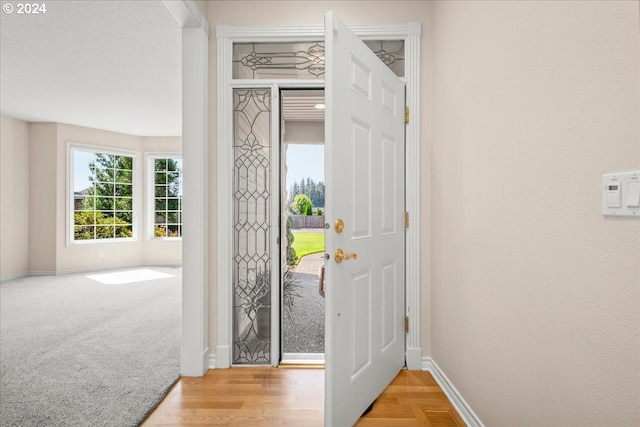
[0,267,181,427]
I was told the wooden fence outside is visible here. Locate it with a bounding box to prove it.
[291,215,325,229]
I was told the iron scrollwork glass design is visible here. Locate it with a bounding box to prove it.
[233,42,325,79]
[363,40,405,77]
[232,89,272,364]
[233,40,405,79]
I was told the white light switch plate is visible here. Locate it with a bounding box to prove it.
[602,171,640,217]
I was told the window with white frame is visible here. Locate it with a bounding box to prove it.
[149,156,182,238]
[70,146,136,242]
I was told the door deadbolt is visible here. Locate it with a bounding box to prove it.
[335,219,345,233]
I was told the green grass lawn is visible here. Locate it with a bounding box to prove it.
[291,231,324,263]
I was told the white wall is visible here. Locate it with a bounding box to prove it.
[430,1,639,426]
[0,115,30,280]
[28,123,58,274]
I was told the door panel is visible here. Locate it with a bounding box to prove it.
[351,270,372,378]
[351,118,372,238]
[381,261,397,351]
[325,11,406,427]
[381,133,398,235]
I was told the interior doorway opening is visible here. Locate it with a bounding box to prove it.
[280,89,326,364]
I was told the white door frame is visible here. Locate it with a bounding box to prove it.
[215,22,422,369]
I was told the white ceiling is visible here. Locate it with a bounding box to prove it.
[281,90,325,144]
[0,1,181,137]
[281,89,324,121]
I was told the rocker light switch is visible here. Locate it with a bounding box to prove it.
[626,181,640,207]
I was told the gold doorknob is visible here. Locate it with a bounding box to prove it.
[335,219,345,233]
[334,248,358,264]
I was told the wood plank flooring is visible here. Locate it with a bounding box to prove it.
[142,368,465,426]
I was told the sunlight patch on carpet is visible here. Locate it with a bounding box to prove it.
[86,268,173,284]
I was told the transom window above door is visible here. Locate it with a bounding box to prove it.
[232,40,405,79]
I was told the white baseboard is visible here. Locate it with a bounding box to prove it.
[215,345,231,368]
[19,270,59,277]
[208,353,216,369]
[0,271,29,282]
[422,357,485,427]
[181,346,209,376]
[281,353,325,364]
[406,347,422,370]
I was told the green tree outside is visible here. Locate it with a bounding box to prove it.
[292,194,313,215]
[74,153,133,240]
[153,158,182,238]
[288,177,324,207]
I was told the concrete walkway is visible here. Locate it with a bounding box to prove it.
[294,251,325,275]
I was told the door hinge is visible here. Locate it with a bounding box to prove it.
[404,316,409,333]
[404,212,409,229]
[404,106,410,124]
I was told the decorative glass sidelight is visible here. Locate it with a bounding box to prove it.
[232,89,272,364]
[232,40,405,79]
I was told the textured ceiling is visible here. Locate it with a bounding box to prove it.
[0,1,181,136]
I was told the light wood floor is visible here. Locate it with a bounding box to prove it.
[142,367,465,426]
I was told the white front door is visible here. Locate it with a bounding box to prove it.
[324,12,406,427]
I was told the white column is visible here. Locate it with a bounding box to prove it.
[181,24,209,376]
[164,0,210,376]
